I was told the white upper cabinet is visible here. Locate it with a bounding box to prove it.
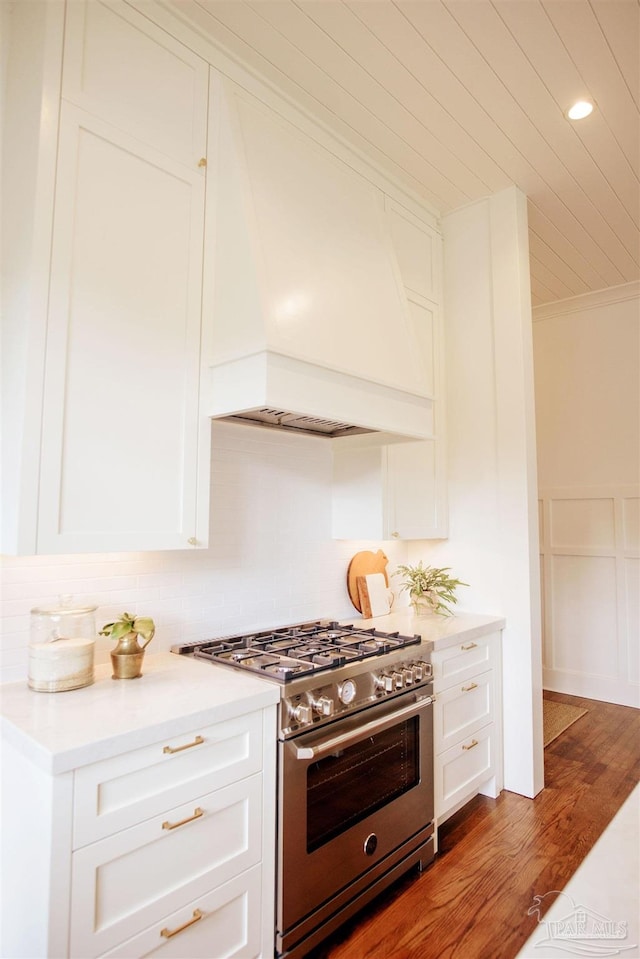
[332,438,447,541]
[7,0,211,554]
[61,0,208,166]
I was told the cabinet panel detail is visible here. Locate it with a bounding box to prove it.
[435,670,493,753]
[436,724,494,818]
[38,104,205,552]
[101,866,263,959]
[74,712,263,846]
[62,0,208,166]
[387,201,438,302]
[70,775,262,956]
[432,636,493,691]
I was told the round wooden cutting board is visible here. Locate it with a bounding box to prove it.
[347,549,389,611]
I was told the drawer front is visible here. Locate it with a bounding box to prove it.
[100,865,263,959]
[74,711,263,847]
[432,634,495,691]
[435,669,493,753]
[435,724,494,819]
[71,774,262,957]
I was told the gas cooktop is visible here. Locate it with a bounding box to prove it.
[172,620,421,682]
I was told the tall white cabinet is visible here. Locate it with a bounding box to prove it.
[2,0,211,554]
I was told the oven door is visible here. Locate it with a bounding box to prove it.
[277,690,434,940]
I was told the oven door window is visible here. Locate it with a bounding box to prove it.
[306,716,419,852]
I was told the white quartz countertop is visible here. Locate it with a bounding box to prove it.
[341,610,505,651]
[0,652,280,775]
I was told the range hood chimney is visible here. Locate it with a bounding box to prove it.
[206,81,435,442]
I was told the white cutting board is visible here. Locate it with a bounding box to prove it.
[364,573,391,617]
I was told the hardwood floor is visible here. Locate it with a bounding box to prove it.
[310,692,640,959]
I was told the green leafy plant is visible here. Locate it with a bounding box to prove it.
[99,612,156,647]
[394,562,468,616]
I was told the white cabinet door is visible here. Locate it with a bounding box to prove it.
[332,439,446,540]
[101,866,263,959]
[35,0,210,553]
[435,724,495,819]
[387,440,447,539]
[70,775,262,957]
[38,103,207,552]
[61,0,208,168]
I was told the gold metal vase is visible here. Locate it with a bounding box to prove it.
[111,632,151,679]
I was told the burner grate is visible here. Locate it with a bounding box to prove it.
[182,620,421,682]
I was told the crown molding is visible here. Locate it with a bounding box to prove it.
[532,281,640,321]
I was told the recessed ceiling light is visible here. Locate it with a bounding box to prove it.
[567,100,594,120]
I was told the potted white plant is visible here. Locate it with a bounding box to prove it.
[395,562,467,617]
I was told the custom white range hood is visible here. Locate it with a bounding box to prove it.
[205,82,435,442]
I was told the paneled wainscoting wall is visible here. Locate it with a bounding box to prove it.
[539,486,639,707]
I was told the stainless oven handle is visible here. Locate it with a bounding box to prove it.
[293,695,435,761]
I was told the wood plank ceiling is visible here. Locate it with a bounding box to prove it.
[177,0,640,307]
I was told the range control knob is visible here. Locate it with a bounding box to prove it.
[292,703,313,725]
[419,661,433,679]
[312,696,335,717]
[392,671,404,690]
[402,667,414,685]
[374,674,394,693]
[412,663,425,682]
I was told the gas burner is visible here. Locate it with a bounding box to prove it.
[337,636,390,655]
[288,643,333,657]
[175,620,422,683]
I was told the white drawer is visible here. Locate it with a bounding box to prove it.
[100,864,263,959]
[74,712,263,846]
[432,633,496,691]
[435,723,495,819]
[71,773,262,957]
[434,669,493,754]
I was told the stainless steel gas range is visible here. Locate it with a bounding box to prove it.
[173,621,435,959]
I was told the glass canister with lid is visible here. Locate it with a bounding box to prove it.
[28,597,97,692]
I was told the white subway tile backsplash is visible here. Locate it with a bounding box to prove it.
[1,423,409,684]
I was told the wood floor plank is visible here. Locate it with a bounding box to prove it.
[310,693,640,959]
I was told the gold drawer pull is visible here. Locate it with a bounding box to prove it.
[462,682,478,692]
[461,642,478,650]
[162,807,204,831]
[161,909,203,939]
[163,734,204,755]
[462,739,479,751]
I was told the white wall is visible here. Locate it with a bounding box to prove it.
[533,282,640,708]
[0,421,408,684]
[412,186,544,799]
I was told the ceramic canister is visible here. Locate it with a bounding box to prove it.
[28,600,97,692]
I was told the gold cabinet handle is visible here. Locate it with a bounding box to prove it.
[187,536,198,546]
[163,734,204,755]
[162,807,204,831]
[461,642,478,650]
[198,157,207,168]
[462,739,479,751]
[161,909,203,938]
[462,682,478,692]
